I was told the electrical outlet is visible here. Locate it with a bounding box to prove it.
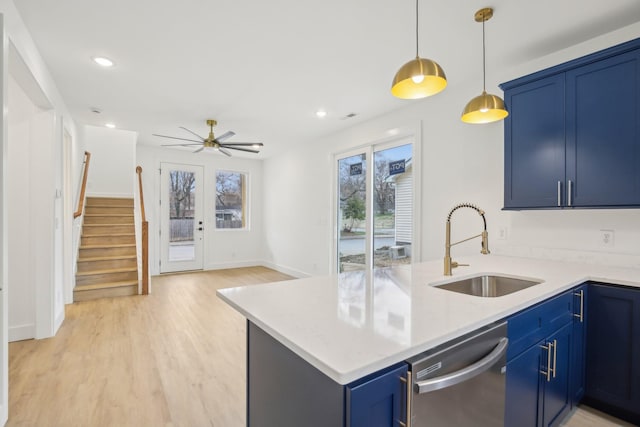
[599,229,615,248]
[498,227,508,240]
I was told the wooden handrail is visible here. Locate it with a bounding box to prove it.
[136,166,149,295]
[73,151,91,218]
[136,166,146,222]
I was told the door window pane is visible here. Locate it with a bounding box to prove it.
[338,154,367,273]
[168,170,196,261]
[216,171,247,229]
[373,144,412,268]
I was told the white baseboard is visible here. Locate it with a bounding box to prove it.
[54,307,65,335]
[259,261,310,279]
[9,324,35,342]
[204,259,264,271]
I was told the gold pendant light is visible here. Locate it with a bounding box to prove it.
[461,7,508,124]
[391,0,447,99]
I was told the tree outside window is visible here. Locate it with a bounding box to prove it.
[216,171,247,229]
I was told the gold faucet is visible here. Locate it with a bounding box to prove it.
[444,203,490,276]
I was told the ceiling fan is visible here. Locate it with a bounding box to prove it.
[153,119,264,156]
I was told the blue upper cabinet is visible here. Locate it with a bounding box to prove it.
[504,74,566,208]
[502,38,640,209]
[566,50,640,206]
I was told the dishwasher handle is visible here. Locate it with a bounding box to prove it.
[415,337,508,394]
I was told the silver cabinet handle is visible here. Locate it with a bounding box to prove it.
[557,181,562,206]
[399,371,412,427]
[540,342,553,382]
[552,339,557,378]
[415,338,508,394]
[573,290,584,322]
[568,180,573,206]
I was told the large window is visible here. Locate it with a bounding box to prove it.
[215,171,247,229]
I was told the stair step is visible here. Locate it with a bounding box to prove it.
[73,280,138,302]
[75,280,138,291]
[83,224,135,234]
[75,269,138,286]
[85,206,134,215]
[79,245,136,258]
[76,256,138,273]
[84,214,134,225]
[78,254,137,262]
[80,243,136,249]
[81,234,136,246]
[86,197,134,207]
[76,267,137,276]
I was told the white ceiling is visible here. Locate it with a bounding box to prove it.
[13,0,640,158]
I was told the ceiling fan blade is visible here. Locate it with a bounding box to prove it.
[153,134,203,144]
[218,147,233,157]
[161,143,203,146]
[193,146,205,153]
[221,145,260,154]
[179,126,206,141]
[215,131,236,143]
[219,142,264,147]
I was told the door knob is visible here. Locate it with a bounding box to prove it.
[198,227,203,231]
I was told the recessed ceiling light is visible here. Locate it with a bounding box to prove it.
[316,110,327,118]
[92,56,114,67]
[105,123,116,129]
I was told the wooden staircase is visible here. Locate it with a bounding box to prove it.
[74,197,139,302]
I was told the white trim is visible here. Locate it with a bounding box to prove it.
[0,15,9,425]
[9,323,35,342]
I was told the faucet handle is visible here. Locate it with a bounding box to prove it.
[452,261,469,268]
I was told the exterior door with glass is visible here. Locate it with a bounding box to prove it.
[336,141,413,273]
[160,163,204,273]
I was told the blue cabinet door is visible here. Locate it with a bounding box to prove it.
[505,341,543,427]
[504,74,566,209]
[585,284,640,424]
[566,50,640,207]
[346,364,408,427]
[570,285,587,406]
[541,323,572,427]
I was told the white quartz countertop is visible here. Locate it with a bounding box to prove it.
[217,255,640,385]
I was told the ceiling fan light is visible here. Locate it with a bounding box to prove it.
[461,91,509,124]
[391,57,447,99]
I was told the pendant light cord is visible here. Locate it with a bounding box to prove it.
[415,0,419,58]
[482,12,486,92]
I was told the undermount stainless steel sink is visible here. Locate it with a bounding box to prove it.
[433,274,543,297]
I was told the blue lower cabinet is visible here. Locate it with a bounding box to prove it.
[346,364,408,427]
[506,288,577,427]
[505,342,543,427]
[541,323,572,427]
[584,283,640,425]
[505,323,573,427]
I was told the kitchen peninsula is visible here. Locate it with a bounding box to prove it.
[217,255,640,426]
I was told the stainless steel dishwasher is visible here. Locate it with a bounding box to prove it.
[405,321,508,426]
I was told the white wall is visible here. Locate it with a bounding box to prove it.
[84,125,136,198]
[7,75,38,341]
[136,145,265,276]
[263,22,640,277]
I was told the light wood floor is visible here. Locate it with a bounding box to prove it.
[7,266,635,427]
[8,266,293,427]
